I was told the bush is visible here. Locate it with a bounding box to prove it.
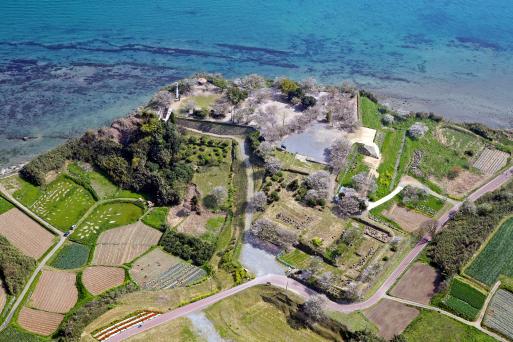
[301,96,317,108]
[160,229,215,266]
[0,236,36,295]
[226,86,248,105]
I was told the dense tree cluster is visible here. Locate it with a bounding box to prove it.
[250,218,298,248]
[429,183,513,276]
[160,229,215,266]
[0,236,36,295]
[325,138,352,172]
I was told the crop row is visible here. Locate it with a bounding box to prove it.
[144,263,206,290]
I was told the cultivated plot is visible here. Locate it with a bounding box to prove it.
[364,299,419,340]
[473,148,509,174]
[382,204,430,232]
[92,222,162,266]
[390,262,441,304]
[130,249,180,286]
[30,177,95,230]
[29,269,78,313]
[483,289,513,340]
[0,208,54,259]
[82,266,125,295]
[18,307,64,336]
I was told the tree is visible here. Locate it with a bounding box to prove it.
[301,95,317,108]
[334,192,367,217]
[279,78,300,95]
[341,226,359,245]
[184,99,196,114]
[236,74,266,90]
[251,191,268,211]
[416,219,437,241]
[352,172,376,195]
[305,171,330,192]
[250,219,298,248]
[212,98,231,117]
[408,122,429,139]
[256,141,274,158]
[461,199,477,215]
[302,294,327,323]
[226,86,248,105]
[210,186,228,208]
[326,138,352,172]
[264,156,282,175]
[382,114,394,125]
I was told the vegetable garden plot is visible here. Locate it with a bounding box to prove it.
[483,289,513,340]
[143,263,206,290]
[473,148,509,174]
[17,307,64,336]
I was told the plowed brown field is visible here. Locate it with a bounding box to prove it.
[30,270,78,313]
[18,307,64,336]
[0,208,54,258]
[364,299,419,340]
[92,222,161,266]
[83,266,125,295]
[390,262,441,304]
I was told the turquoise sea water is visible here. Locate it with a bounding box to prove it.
[1,0,513,167]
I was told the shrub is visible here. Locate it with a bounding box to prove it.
[160,229,215,265]
[226,86,248,105]
[408,122,429,139]
[0,236,36,295]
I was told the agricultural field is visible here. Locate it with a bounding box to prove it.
[205,286,329,342]
[29,177,96,230]
[124,317,202,342]
[390,262,441,304]
[82,266,125,295]
[10,176,42,206]
[473,148,509,174]
[483,289,513,340]
[442,276,487,320]
[0,208,54,259]
[17,307,64,336]
[279,248,311,269]
[364,299,419,340]
[381,204,430,232]
[0,325,45,342]
[71,202,144,245]
[142,263,206,290]
[403,310,496,342]
[28,269,78,313]
[0,195,13,214]
[130,248,181,286]
[435,126,485,157]
[360,96,382,130]
[92,222,162,266]
[142,207,169,229]
[466,217,513,286]
[50,242,90,269]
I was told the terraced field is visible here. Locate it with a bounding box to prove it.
[483,289,513,340]
[466,217,513,286]
[30,177,95,230]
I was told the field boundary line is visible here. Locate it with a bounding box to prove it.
[477,281,501,326]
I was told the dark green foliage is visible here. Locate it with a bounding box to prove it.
[449,278,486,309]
[160,229,215,266]
[429,182,513,277]
[20,140,76,185]
[359,89,378,103]
[56,283,137,341]
[301,95,316,108]
[444,295,480,320]
[226,86,248,105]
[51,243,90,269]
[0,235,36,295]
[0,326,45,342]
[193,108,209,119]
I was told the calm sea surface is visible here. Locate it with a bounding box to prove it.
[1,0,513,167]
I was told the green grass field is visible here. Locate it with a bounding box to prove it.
[360,96,382,129]
[466,217,513,286]
[398,191,446,217]
[0,196,13,215]
[403,310,495,342]
[0,326,46,342]
[142,207,169,229]
[279,248,312,269]
[438,126,485,156]
[205,285,328,342]
[193,164,232,200]
[13,177,42,207]
[372,129,404,200]
[328,311,378,334]
[70,202,144,245]
[443,277,487,320]
[29,177,96,231]
[202,216,225,244]
[273,150,326,173]
[50,242,90,269]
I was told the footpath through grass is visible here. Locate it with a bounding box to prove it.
[466,217,513,286]
[402,310,495,342]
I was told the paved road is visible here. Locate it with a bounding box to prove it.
[0,185,66,332]
[109,164,513,341]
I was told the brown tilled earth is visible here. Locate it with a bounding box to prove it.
[93,222,161,266]
[30,269,78,313]
[0,208,54,259]
[18,307,64,336]
[82,266,125,295]
[383,204,430,232]
[433,170,485,198]
[390,262,441,304]
[130,248,180,286]
[364,299,419,340]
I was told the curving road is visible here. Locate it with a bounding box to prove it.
[108,150,513,340]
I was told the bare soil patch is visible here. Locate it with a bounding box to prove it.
[390,262,441,304]
[82,266,125,295]
[433,170,485,198]
[93,222,161,266]
[0,208,54,258]
[18,307,64,336]
[383,204,430,232]
[29,269,77,313]
[364,299,419,340]
[130,249,180,286]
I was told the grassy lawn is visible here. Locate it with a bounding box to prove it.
[202,215,225,244]
[443,277,487,320]
[0,195,13,214]
[50,242,90,269]
[273,150,326,173]
[70,202,144,245]
[397,191,446,217]
[438,126,485,156]
[13,177,42,207]
[338,147,369,187]
[181,94,220,112]
[29,177,96,231]
[279,248,312,269]
[402,310,495,342]
[142,207,169,229]
[193,165,231,199]
[466,217,513,286]
[372,129,404,200]
[328,311,378,334]
[205,285,329,342]
[360,96,382,130]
